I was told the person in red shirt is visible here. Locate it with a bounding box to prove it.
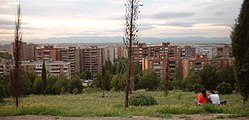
[197,88,209,105]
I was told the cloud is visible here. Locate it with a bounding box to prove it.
[151,11,195,19]
[163,22,195,27]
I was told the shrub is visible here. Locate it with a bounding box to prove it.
[194,84,203,94]
[216,82,233,94]
[129,94,157,106]
[72,88,79,94]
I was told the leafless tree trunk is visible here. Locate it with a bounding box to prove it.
[123,0,141,108]
[11,2,22,107]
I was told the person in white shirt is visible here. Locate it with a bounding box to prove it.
[208,90,221,105]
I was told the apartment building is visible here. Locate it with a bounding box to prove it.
[182,58,233,79]
[35,45,62,61]
[11,42,37,61]
[61,46,82,74]
[133,42,179,63]
[178,46,196,59]
[22,61,71,79]
[81,46,104,75]
[212,45,233,58]
[142,56,182,81]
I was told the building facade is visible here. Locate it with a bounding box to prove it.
[35,45,62,61]
[61,46,82,74]
[81,46,104,75]
[182,58,233,79]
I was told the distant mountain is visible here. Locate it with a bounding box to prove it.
[4,36,231,44]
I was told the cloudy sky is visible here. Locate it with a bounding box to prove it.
[0,0,243,42]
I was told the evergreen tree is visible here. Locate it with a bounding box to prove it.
[41,61,47,95]
[231,0,249,102]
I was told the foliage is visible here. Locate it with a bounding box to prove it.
[21,72,36,95]
[138,69,161,91]
[216,82,233,94]
[129,94,157,106]
[0,75,11,100]
[113,57,127,75]
[217,65,236,89]
[31,77,43,95]
[199,65,219,90]
[79,70,93,80]
[110,74,126,91]
[171,67,183,90]
[0,52,12,60]
[92,66,112,91]
[41,61,47,94]
[231,0,249,101]
[68,75,83,94]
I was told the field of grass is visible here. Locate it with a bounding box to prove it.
[0,90,249,118]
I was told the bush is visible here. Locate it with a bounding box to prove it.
[129,94,157,106]
[216,82,233,94]
[72,88,79,94]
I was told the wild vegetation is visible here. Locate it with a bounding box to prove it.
[0,90,248,118]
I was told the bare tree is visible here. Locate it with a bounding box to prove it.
[11,2,22,107]
[123,0,141,108]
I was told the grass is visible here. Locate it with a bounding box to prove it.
[0,90,249,118]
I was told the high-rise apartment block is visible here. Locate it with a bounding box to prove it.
[21,61,71,79]
[35,45,62,61]
[61,46,82,74]
[81,46,104,75]
[182,58,233,79]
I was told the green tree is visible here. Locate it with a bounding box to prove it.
[68,75,83,94]
[111,74,126,91]
[231,0,249,102]
[31,77,43,95]
[172,67,183,90]
[138,69,161,91]
[0,52,12,60]
[79,70,93,80]
[41,61,47,95]
[21,72,36,95]
[217,65,236,89]
[54,73,68,94]
[0,75,11,101]
[113,58,127,74]
[199,65,219,90]
[46,75,57,94]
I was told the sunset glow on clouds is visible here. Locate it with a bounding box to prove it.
[0,0,242,42]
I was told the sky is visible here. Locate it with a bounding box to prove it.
[0,0,243,43]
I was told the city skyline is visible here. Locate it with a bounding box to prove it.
[0,0,243,43]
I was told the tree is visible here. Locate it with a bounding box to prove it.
[111,74,126,91]
[113,58,127,74]
[0,75,11,101]
[41,60,47,95]
[11,2,22,107]
[79,70,93,80]
[123,0,141,108]
[31,77,43,95]
[0,52,12,60]
[138,69,161,91]
[231,0,249,102]
[68,75,83,94]
[21,72,36,95]
[199,65,219,90]
[217,65,236,89]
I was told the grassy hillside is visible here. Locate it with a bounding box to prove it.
[0,90,248,118]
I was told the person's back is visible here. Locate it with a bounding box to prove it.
[197,89,208,105]
[208,90,220,105]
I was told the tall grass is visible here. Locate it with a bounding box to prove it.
[0,90,248,117]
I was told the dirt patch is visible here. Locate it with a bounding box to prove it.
[0,115,248,120]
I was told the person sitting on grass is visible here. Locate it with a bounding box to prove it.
[208,90,220,105]
[208,90,227,105]
[197,88,209,105]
